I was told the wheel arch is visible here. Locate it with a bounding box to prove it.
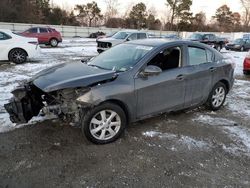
[102,99,131,123]
[8,48,28,60]
[218,79,230,93]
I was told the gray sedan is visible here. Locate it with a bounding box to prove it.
[5,39,235,144]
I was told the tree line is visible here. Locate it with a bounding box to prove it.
[0,0,250,32]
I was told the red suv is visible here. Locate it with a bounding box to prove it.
[21,27,62,47]
[243,52,250,75]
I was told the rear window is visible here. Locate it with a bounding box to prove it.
[188,47,207,65]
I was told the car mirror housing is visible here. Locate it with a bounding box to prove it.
[140,65,162,77]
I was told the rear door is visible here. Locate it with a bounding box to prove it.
[184,46,215,107]
[137,33,147,39]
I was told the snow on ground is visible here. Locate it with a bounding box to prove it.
[143,131,210,150]
[193,114,250,156]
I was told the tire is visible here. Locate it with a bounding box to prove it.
[206,82,227,111]
[8,49,27,64]
[50,38,58,47]
[240,47,245,52]
[81,102,127,144]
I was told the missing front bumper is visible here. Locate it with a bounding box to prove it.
[4,85,44,124]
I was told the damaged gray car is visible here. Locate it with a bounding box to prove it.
[4,39,235,144]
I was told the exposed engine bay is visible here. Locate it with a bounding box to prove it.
[4,82,89,125]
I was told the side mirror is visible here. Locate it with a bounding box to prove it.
[126,37,131,41]
[140,65,162,77]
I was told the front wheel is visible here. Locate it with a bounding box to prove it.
[206,82,227,111]
[81,103,127,144]
[240,47,245,52]
[8,49,27,64]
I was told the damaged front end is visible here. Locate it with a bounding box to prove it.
[4,82,90,125]
[4,83,44,124]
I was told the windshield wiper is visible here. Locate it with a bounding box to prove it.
[87,64,111,71]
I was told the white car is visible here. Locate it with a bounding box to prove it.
[97,31,149,53]
[0,29,40,64]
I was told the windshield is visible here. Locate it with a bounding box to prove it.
[234,39,243,44]
[112,32,131,39]
[189,34,202,40]
[88,44,153,72]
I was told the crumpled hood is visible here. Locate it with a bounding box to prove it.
[32,62,117,92]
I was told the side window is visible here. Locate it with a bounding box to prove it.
[39,28,48,33]
[137,33,147,39]
[0,32,11,40]
[148,46,181,71]
[28,28,38,33]
[246,39,250,44]
[188,47,207,65]
[128,33,137,40]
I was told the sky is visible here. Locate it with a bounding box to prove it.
[52,0,243,20]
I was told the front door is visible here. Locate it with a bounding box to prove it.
[135,46,186,118]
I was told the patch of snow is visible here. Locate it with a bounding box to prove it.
[143,131,210,150]
[193,114,250,156]
[193,115,237,126]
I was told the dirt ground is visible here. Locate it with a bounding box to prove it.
[0,40,250,188]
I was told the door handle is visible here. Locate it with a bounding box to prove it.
[209,67,217,72]
[176,74,184,81]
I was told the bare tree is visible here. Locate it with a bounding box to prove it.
[104,0,119,19]
[240,0,250,26]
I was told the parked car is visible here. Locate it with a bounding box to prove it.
[0,29,40,64]
[243,52,250,75]
[97,30,149,53]
[225,38,250,51]
[20,27,62,47]
[89,31,105,38]
[162,34,181,40]
[4,40,235,144]
[188,33,228,51]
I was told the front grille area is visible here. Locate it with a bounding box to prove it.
[97,42,112,48]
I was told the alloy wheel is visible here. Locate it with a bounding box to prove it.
[212,86,226,108]
[89,110,121,141]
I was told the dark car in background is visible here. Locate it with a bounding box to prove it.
[225,38,250,51]
[188,33,228,51]
[162,34,181,40]
[20,27,62,47]
[4,40,235,144]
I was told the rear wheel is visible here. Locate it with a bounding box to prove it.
[206,82,227,111]
[50,38,58,47]
[8,49,27,64]
[81,103,127,144]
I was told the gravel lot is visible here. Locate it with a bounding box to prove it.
[0,39,250,188]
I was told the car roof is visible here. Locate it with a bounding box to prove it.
[127,38,210,47]
[117,30,147,34]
